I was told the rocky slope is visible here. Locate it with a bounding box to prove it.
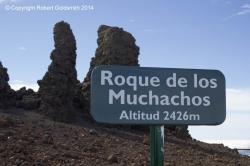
[0,109,249,166]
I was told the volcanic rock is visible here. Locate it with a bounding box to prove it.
[0,116,13,128]
[81,25,140,109]
[107,154,118,163]
[0,62,14,108]
[14,87,40,110]
[37,21,78,122]
[174,125,191,139]
[0,62,10,91]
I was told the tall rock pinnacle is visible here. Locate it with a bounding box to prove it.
[38,21,78,121]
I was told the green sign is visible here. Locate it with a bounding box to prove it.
[91,65,226,125]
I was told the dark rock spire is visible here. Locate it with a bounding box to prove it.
[37,21,78,121]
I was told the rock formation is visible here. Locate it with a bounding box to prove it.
[0,62,39,109]
[81,25,140,108]
[0,62,11,93]
[81,25,190,138]
[37,21,78,121]
[15,87,40,110]
[0,62,13,108]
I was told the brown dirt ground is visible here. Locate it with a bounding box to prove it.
[0,109,249,166]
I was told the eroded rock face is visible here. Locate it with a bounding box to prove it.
[81,25,140,108]
[0,62,11,93]
[0,62,39,109]
[0,62,14,108]
[15,87,40,110]
[37,21,78,121]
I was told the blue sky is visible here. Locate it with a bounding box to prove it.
[0,0,250,148]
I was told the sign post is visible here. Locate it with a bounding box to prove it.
[150,125,164,166]
[90,65,226,164]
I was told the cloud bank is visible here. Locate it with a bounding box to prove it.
[10,80,38,91]
[204,139,250,149]
[227,88,250,111]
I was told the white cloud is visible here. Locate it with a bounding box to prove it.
[128,19,135,23]
[223,4,250,21]
[189,111,250,147]
[0,0,20,4]
[190,88,250,146]
[203,139,250,149]
[18,46,27,51]
[227,88,250,111]
[237,10,250,16]
[10,80,38,92]
[237,4,250,16]
[241,4,250,9]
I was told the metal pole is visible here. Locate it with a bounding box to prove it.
[150,125,164,166]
